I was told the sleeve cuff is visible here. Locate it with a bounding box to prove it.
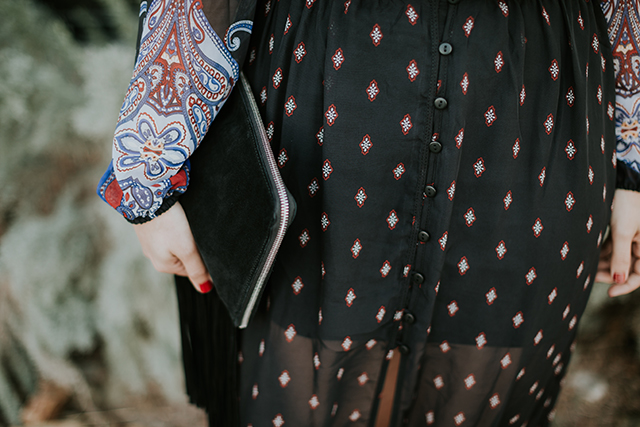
[616,160,640,192]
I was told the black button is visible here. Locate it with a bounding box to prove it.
[403,312,416,324]
[434,97,448,109]
[429,141,443,153]
[439,42,453,55]
[411,272,424,285]
[397,343,411,355]
[425,185,437,197]
[418,231,430,242]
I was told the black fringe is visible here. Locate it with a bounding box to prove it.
[174,276,240,427]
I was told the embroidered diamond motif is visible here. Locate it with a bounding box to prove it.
[509,415,520,425]
[325,104,338,126]
[260,86,267,105]
[447,300,459,317]
[370,24,383,46]
[542,6,550,24]
[407,60,420,81]
[586,116,590,134]
[351,239,362,258]
[553,354,562,367]
[603,183,607,201]
[592,33,599,53]
[454,412,466,426]
[273,67,283,88]
[316,127,324,145]
[309,394,319,409]
[252,383,259,399]
[504,191,512,210]
[308,178,319,197]
[400,114,413,135]
[357,372,369,386]
[526,267,537,285]
[539,167,546,186]
[584,274,591,290]
[278,370,291,387]
[321,212,330,231]
[563,304,570,320]
[259,339,265,357]
[306,0,315,8]
[520,85,526,105]
[486,287,497,305]
[319,307,323,323]
[460,73,469,94]
[299,229,310,247]
[566,86,575,106]
[473,158,486,177]
[548,59,559,80]
[463,16,475,37]
[393,163,405,180]
[439,232,448,251]
[342,336,352,351]
[337,367,344,379]
[366,339,377,350]
[543,113,554,134]
[349,410,361,422]
[376,306,386,323]
[345,288,356,307]
[534,330,543,346]
[284,15,292,34]
[495,51,504,72]
[597,85,602,104]
[588,165,594,184]
[455,128,464,148]
[565,192,575,211]
[284,324,296,342]
[547,345,556,359]
[458,257,470,275]
[476,332,487,349]
[331,403,339,416]
[586,215,593,233]
[355,187,367,207]
[495,241,507,259]
[464,208,476,227]
[313,353,320,369]
[484,106,497,126]
[380,260,392,278]
[433,375,444,389]
[266,122,274,141]
[576,261,584,278]
[387,210,399,229]
[560,241,569,260]
[403,265,411,277]
[488,393,501,409]
[512,311,524,328]
[565,140,576,159]
[532,218,543,238]
[548,287,557,304]
[268,33,274,53]
[285,96,297,116]
[278,149,288,168]
[358,134,373,155]
[448,181,456,200]
[426,411,435,425]
[331,48,344,70]
[501,353,512,369]
[513,139,520,158]
[294,42,306,63]
[569,315,577,330]
[529,381,539,395]
[405,4,419,24]
[366,80,379,101]
[608,102,614,120]
[322,159,333,180]
[601,54,606,71]
[292,276,304,295]
[577,11,584,29]
[440,341,451,353]
[464,374,476,390]
[273,414,284,427]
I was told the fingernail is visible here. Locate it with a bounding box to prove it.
[198,280,213,293]
[613,273,626,284]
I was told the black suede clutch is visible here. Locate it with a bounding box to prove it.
[178,72,296,328]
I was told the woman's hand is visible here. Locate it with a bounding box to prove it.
[133,202,212,293]
[596,189,640,297]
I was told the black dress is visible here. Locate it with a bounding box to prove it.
[238,1,616,426]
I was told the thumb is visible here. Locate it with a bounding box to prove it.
[181,246,213,294]
[610,228,633,284]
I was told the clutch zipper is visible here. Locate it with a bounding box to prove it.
[238,73,292,329]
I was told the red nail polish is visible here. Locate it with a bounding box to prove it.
[613,273,625,284]
[199,280,213,293]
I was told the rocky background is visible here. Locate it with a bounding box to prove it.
[0,1,639,426]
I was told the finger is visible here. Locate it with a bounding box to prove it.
[609,273,640,297]
[178,245,212,293]
[151,255,188,277]
[610,229,634,284]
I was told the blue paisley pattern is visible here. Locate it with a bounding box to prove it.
[97,0,251,221]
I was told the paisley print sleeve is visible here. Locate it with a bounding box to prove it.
[602,0,640,191]
[97,0,249,222]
